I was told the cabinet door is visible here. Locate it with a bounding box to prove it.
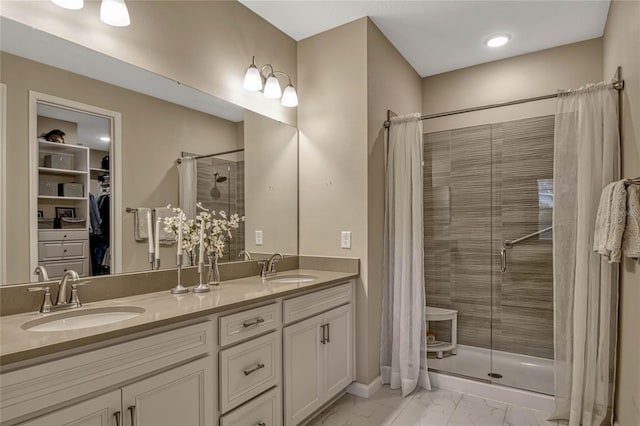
[323,304,354,400]
[17,390,120,426]
[283,314,323,426]
[121,357,214,426]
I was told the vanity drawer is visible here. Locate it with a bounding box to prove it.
[220,331,281,413]
[221,387,282,426]
[220,303,280,347]
[39,229,88,241]
[38,240,88,261]
[283,282,352,324]
[40,258,89,279]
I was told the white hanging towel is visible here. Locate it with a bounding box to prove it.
[593,182,615,256]
[605,181,627,263]
[134,208,152,241]
[622,184,640,259]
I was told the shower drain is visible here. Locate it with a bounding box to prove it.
[488,372,503,379]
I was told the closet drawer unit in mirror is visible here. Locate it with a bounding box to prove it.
[220,386,282,426]
[38,229,88,242]
[41,258,89,279]
[38,240,88,261]
[219,303,281,347]
[283,282,353,325]
[219,330,281,413]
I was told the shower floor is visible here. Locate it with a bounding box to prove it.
[428,344,554,395]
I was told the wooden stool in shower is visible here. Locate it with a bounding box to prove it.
[425,306,458,359]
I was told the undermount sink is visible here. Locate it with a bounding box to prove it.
[265,274,319,284]
[22,306,145,332]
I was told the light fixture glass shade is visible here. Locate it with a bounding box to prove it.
[281,84,298,107]
[263,74,282,99]
[51,0,84,10]
[243,65,263,91]
[100,0,131,27]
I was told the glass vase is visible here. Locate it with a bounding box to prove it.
[207,254,221,285]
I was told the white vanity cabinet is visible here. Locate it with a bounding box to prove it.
[218,302,282,426]
[1,321,216,426]
[16,390,121,426]
[282,282,355,425]
[17,358,212,426]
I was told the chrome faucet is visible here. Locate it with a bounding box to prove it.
[238,250,252,261]
[261,253,284,277]
[27,269,88,313]
[57,270,80,305]
[33,265,49,282]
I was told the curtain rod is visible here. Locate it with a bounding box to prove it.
[384,67,625,129]
[176,148,244,164]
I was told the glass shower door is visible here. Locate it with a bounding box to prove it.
[490,115,555,395]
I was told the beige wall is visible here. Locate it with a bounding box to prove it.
[244,110,298,256]
[298,18,370,382]
[602,1,640,424]
[1,53,238,283]
[366,20,423,382]
[0,1,297,126]
[422,38,603,133]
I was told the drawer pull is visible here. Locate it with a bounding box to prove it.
[128,405,136,426]
[114,411,121,426]
[257,423,266,426]
[244,362,265,376]
[243,317,265,328]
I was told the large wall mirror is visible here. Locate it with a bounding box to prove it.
[0,18,298,285]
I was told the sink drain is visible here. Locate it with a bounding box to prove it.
[488,372,503,379]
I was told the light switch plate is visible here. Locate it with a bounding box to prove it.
[341,231,351,249]
[255,230,263,246]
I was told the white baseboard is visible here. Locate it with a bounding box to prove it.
[346,376,383,398]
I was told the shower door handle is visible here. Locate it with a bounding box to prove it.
[500,247,507,273]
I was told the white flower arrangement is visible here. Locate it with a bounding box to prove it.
[163,204,244,263]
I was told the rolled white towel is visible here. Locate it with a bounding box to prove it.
[605,181,627,263]
[134,208,151,241]
[593,182,616,257]
[154,207,177,245]
[622,185,640,259]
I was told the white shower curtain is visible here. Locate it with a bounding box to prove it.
[179,157,198,220]
[381,113,430,397]
[552,82,619,425]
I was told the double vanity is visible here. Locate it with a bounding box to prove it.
[0,265,357,426]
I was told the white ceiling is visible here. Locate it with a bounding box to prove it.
[239,0,611,77]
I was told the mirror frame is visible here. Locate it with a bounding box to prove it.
[28,91,123,281]
[0,83,6,284]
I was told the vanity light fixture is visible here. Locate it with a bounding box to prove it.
[51,0,84,9]
[100,0,131,27]
[243,56,298,107]
[485,33,511,48]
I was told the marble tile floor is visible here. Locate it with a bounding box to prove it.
[307,385,560,426]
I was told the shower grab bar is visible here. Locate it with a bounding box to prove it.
[503,226,552,249]
[500,226,552,273]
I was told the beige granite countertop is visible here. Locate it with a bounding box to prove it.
[0,269,356,366]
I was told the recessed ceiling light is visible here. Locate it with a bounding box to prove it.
[486,34,511,48]
[100,136,111,142]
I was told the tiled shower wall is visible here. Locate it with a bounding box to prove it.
[424,115,554,359]
[197,157,245,263]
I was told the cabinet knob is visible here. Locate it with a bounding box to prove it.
[64,234,67,238]
[257,422,266,426]
[63,249,67,253]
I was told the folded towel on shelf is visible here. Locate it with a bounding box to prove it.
[605,181,628,263]
[134,208,152,241]
[154,207,177,245]
[593,182,616,256]
[622,185,640,259]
